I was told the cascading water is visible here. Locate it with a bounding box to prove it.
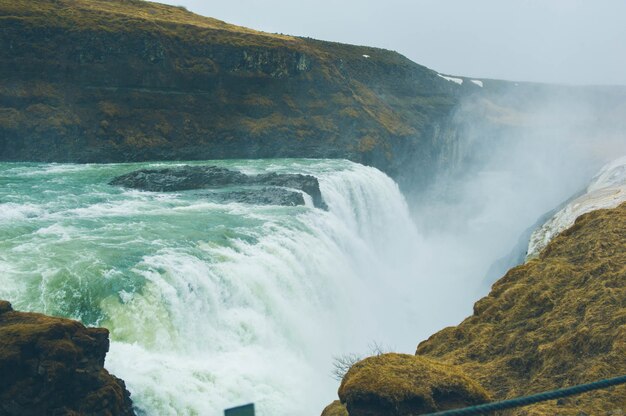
[0,159,423,415]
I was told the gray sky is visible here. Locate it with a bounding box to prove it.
[157,0,626,85]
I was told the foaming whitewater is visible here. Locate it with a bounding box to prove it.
[0,159,422,415]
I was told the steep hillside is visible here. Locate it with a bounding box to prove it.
[0,0,466,189]
[416,202,626,414]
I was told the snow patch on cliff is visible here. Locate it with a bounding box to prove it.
[437,74,463,85]
[526,155,626,260]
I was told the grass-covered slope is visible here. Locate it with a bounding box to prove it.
[417,202,626,414]
[0,0,463,187]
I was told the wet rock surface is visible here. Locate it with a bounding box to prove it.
[110,165,327,208]
[205,187,306,206]
[0,300,135,416]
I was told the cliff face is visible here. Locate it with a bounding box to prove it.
[0,0,466,189]
[417,202,626,415]
[0,300,134,415]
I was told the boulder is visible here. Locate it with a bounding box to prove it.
[109,166,247,191]
[338,353,490,416]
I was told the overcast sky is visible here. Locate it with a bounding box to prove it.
[157,0,626,86]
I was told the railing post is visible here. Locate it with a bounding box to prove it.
[224,403,255,416]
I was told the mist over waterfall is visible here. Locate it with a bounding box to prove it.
[0,159,425,415]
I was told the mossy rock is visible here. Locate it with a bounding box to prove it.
[338,353,490,416]
[321,400,349,416]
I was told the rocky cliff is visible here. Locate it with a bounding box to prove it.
[0,300,134,415]
[0,0,469,190]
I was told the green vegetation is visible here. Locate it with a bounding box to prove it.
[2,0,297,46]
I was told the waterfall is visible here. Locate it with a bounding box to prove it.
[0,159,422,415]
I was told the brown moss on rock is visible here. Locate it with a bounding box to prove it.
[0,300,134,416]
[417,202,626,415]
[338,353,490,416]
[321,400,349,416]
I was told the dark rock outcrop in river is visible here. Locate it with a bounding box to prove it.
[110,165,327,208]
[0,300,134,416]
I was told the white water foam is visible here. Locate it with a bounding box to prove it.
[0,202,46,222]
